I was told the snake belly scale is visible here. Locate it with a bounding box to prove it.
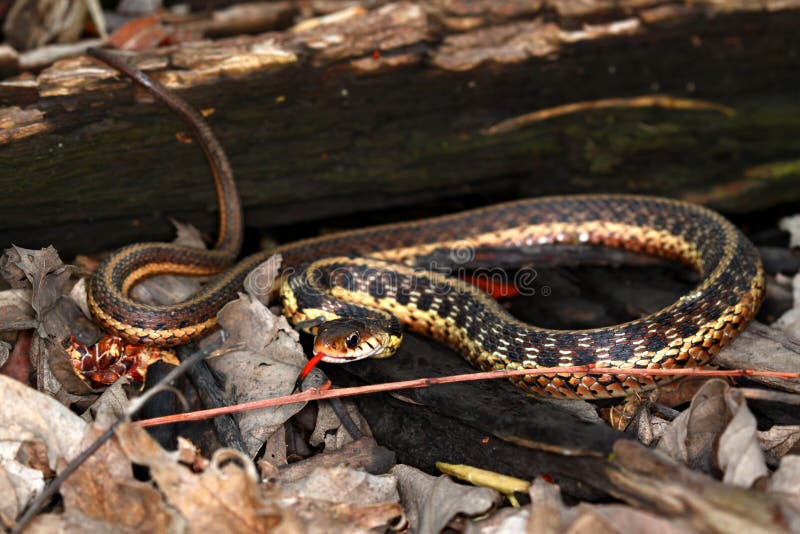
[86,49,765,400]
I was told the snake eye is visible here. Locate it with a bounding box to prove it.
[345,332,360,349]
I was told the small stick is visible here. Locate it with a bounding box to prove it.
[137,365,800,428]
[483,94,735,135]
[739,387,800,405]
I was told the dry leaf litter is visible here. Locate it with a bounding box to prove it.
[0,216,798,533]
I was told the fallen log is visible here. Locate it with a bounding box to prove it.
[1,1,799,254]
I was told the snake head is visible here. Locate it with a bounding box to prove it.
[313,318,398,362]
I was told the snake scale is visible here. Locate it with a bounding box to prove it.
[86,48,765,400]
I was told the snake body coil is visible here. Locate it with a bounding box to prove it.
[87,49,765,400]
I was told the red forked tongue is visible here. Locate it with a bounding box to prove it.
[293,351,328,393]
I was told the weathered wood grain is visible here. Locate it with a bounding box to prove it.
[1,1,799,254]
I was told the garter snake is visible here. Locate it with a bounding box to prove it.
[86,49,765,400]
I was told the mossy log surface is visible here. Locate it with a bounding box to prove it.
[1,0,800,254]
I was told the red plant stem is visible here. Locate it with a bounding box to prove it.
[136,365,799,428]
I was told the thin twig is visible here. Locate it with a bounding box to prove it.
[739,387,800,405]
[483,95,735,135]
[137,365,800,428]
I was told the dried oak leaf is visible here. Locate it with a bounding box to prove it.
[216,287,298,353]
[209,257,316,458]
[527,476,569,532]
[0,339,14,372]
[81,379,131,422]
[566,504,696,534]
[54,420,180,532]
[309,399,371,451]
[288,497,404,533]
[25,511,142,533]
[779,215,800,249]
[68,278,91,320]
[773,271,800,338]
[262,425,289,466]
[0,288,36,331]
[0,245,86,341]
[1,246,70,315]
[0,463,28,529]
[768,455,800,497]
[470,506,529,533]
[0,374,85,523]
[717,387,769,487]
[38,336,98,402]
[628,401,671,446]
[209,326,310,458]
[391,464,500,533]
[281,466,404,532]
[656,379,730,474]
[1,330,33,384]
[0,247,99,401]
[657,378,768,486]
[522,477,695,533]
[283,465,399,504]
[3,0,89,51]
[115,423,294,532]
[277,437,396,485]
[759,426,800,467]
